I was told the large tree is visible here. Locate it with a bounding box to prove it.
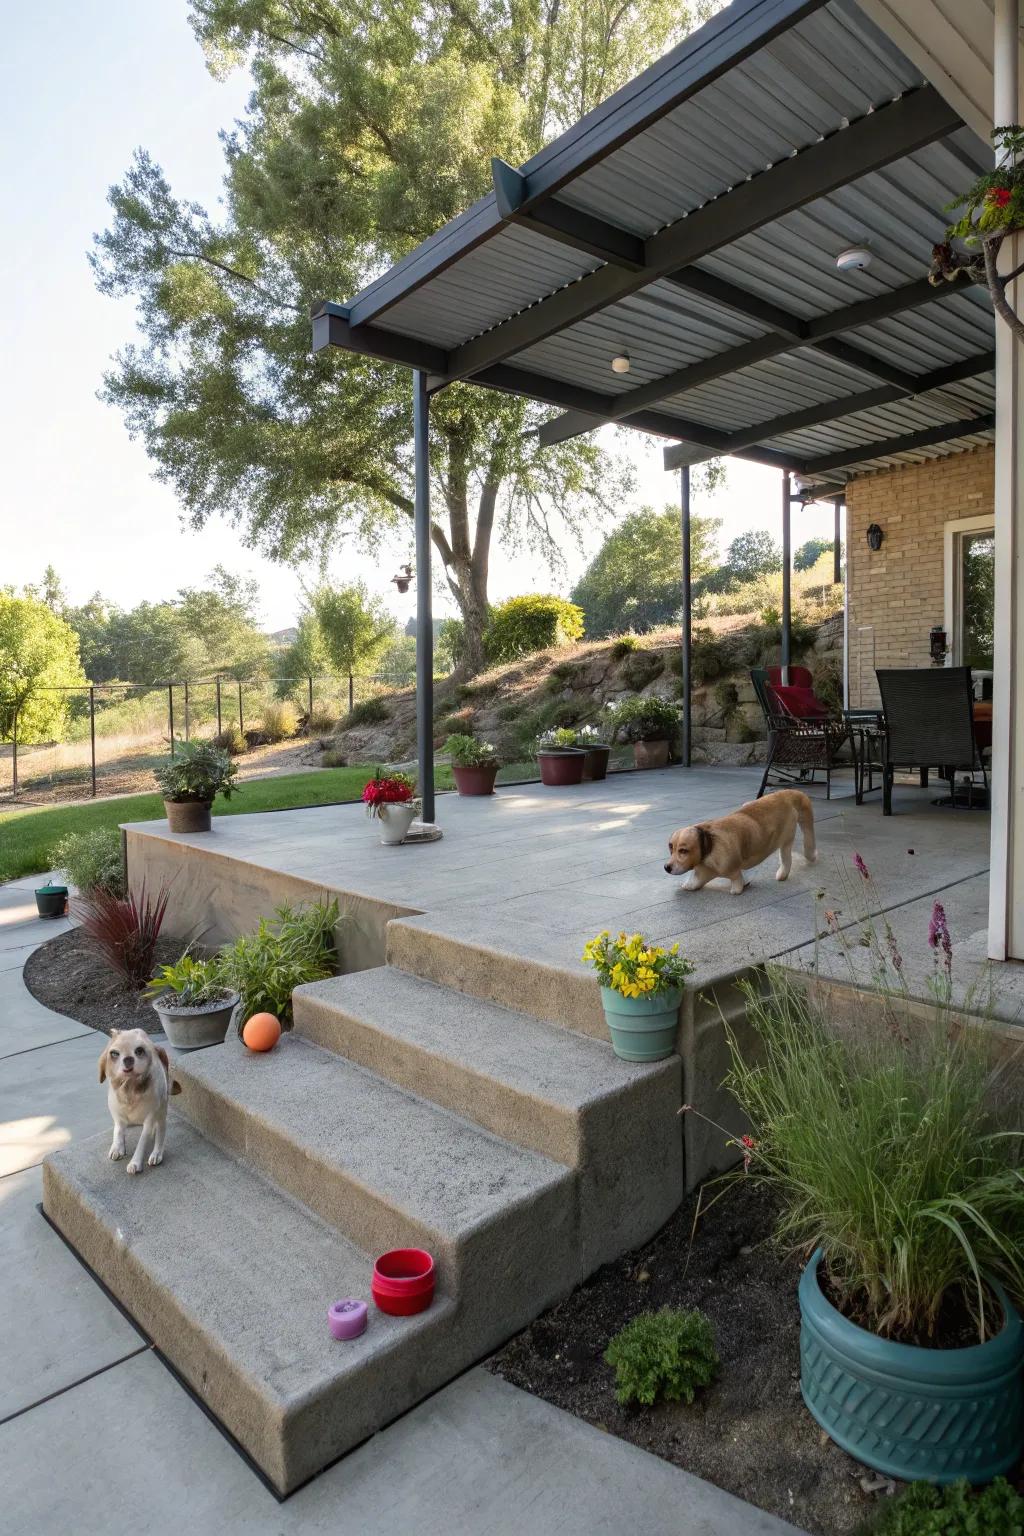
[92,0,701,673]
[0,591,87,743]
[571,505,720,636]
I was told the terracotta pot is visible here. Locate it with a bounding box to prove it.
[581,745,611,781]
[452,762,499,796]
[164,799,212,833]
[537,749,585,787]
[633,739,669,770]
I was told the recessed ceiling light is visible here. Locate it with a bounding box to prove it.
[611,351,631,374]
[836,246,872,272]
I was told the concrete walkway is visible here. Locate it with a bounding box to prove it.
[0,872,804,1536]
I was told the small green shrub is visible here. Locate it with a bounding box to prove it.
[154,741,237,805]
[610,635,642,660]
[320,748,348,767]
[305,709,338,736]
[343,696,390,728]
[856,1478,1024,1536]
[443,733,499,767]
[605,695,679,744]
[484,594,585,663]
[619,650,665,690]
[147,953,231,1007]
[549,660,580,682]
[691,626,729,685]
[51,828,125,897]
[213,724,247,756]
[713,681,740,716]
[438,710,474,736]
[259,699,299,742]
[496,702,520,723]
[217,900,340,1029]
[604,1308,718,1406]
[664,650,683,676]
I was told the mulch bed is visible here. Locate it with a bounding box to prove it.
[23,926,181,1036]
[490,1178,892,1536]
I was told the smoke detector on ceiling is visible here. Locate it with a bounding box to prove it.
[611,351,631,374]
[836,246,872,273]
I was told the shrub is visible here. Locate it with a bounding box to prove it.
[604,1308,718,1406]
[342,696,390,728]
[719,871,1024,1343]
[618,649,665,690]
[443,733,498,768]
[320,748,348,768]
[51,828,124,897]
[76,883,171,988]
[690,627,729,684]
[713,681,740,716]
[305,709,338,736]
[484,595,584,663]
[438,710,475,736]
[154,741,237,805]
[213,723,247,756]
[217,900,339,1028]
[664,649,683,676]
[146,953,231,1008]
[610,635,642,660]
[605,695,679,744]
[259,698,299,742]
[857,1478,1024,1536]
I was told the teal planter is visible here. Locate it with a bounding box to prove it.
[600,985,681,1062]
[800,1249,1024,1485]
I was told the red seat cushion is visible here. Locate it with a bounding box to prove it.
[769,684,831,719]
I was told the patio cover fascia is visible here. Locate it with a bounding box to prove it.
[311,0,995,485]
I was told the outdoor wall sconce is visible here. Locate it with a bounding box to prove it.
[929,626,949,665]
[866,523,884,551]
[611,351,631,374]
[391,563,414,594]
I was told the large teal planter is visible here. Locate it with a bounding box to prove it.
[800,1249,1024,1485]
[600,985,682,1062]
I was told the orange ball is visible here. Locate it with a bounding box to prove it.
[242,1012,281,1052]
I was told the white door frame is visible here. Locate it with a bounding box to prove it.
[943,514,996,665]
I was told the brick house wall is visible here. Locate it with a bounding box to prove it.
[845,444,994,705]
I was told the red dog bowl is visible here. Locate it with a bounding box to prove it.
[371,1248,435,1316]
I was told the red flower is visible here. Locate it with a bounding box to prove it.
[988,186,1013,208]
[362,776,413,808]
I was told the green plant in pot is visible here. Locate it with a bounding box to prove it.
[605,696,678,769]
[573,723,611,782]
[154,741,238,833]
[146,953,239,1051]
[583,929,694,1061]
[537,726,585,787]
[701,860,1024,1485]
[443,733,499,796]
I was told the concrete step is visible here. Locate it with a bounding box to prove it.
[292,967,682,1268]
[43,1123,457,1495]
[174,1032,578,1304]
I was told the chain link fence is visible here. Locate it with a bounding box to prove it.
[0,672,412,805]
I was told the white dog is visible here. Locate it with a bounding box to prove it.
[99,1028,180,1174]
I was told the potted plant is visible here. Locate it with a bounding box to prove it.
[537,727,586,787]
[704,868,1024,1485]
[154,740,238,833]
[582,929,695,1061]
[574,723,612,781]
[444,733,499,796]
[606,696,678,769]
[362,770,419,844]
[146,954,239,1050]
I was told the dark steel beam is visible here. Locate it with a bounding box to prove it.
[413,370,435,824]
[799,413,995,475]
[781,473,792,678]
[312,302,447,374]
[442,87,960,383]
[666,267,806,338]
[492,159,646,269]
[347,0,828,327]
[661,348,995,468]
[681,465,692,768]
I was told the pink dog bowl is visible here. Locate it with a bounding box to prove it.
[328,1299,368,1340]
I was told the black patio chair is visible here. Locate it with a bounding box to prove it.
[875,667,986,815]
[751,669,850,800]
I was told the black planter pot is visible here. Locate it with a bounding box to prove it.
[35,884,68,918]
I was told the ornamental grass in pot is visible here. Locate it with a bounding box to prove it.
[536,727,585,787]
[692,856,1024,1486]
[443,733,499,796]
[146,954,239,1050]
[605,696,678,769]
[583,929,695,1061]
[154,741,238,833]
[362,769,419,843]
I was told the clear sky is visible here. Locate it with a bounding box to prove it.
[1,2,838,634]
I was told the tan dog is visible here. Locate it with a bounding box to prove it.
[99,1028,180,1174]
[665,789,817,895]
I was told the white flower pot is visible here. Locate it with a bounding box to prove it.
[377,802,417,845]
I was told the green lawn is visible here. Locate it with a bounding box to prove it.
[0,767,447,883]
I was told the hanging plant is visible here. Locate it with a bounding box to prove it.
[930,125,1024,345]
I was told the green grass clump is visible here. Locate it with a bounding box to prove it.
[342,696,390,728]
[218,900,340,1028]
[213,724,247,755]
[604,1308,718,1406]
[0,768,379,883]
[258,699,299,741]
[856,1478,1024,1535]
[50,827,125,896]
[609,635,642,659]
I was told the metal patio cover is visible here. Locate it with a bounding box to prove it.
[311,0,995,487]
